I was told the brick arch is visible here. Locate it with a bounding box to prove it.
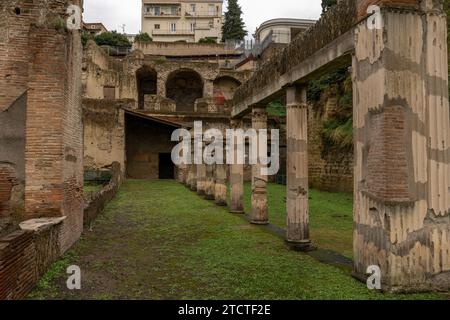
[166,68,204,112]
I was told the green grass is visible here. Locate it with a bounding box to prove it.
[29,180,444,300]
[243,183,354,258]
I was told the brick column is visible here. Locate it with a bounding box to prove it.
[25,0,84,253]
[190,164,197,192]
[214,164,227,206]
[204,164,215,200]
[196,164,206,195]
[352,1,450,291]
[285,86,313,251]
[250,106,268,225]
[229,119,244,214]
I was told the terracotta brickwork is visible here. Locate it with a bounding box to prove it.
[0,224,62,300]
[0,0,84,252]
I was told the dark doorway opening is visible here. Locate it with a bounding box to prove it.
[136,66,157,109]
[125,112,179,180]
[159,153,174,179]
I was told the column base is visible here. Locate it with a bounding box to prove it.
[251,220,269,225]
[215,200,227,206]
[285,239,316,252]
[229,210,245,214]
[204,194,215,200]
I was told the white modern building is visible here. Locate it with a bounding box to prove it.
[254,18,316,45]
[141,0,224,43]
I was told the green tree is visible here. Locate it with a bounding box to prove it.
[321,0,337,13]
[134,32,153,43]
[222,0,247,42]
[94,31,132,48]
[198,37,217,44]
[81,32,94,47]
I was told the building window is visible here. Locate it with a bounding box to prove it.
[154,6,161,16]
[170,23,176,32]
[171,6,178,15]
[190,23,196,32]
[155,24,160,30]
[190,4,196,13]
[209,20,214,28]
[208,4,215,15]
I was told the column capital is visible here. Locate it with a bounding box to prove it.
[230,118,243,129]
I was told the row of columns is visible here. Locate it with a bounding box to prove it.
[180,84,312,251]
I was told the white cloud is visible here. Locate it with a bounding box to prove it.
[83,0,322,36]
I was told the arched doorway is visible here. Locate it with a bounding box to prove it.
[166,69,203,112]
[136,66,157,109]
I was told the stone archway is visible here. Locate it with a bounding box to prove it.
[166,69,203,112]
[136,66,157,109]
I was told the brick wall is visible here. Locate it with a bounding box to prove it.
[0,223,62,300]
[0,0,36,111]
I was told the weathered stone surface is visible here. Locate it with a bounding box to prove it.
[250,107,269,225]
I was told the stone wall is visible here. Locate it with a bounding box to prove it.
[84,162,123,227]
[82,41,252,110]
[83,99,130,172]
[308,103,353,193]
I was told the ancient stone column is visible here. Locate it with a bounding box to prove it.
[250,106,268,225]
[189,164,197,191]
[229,119,244,214]
[352,1,450,291]
[204,164,215,200]
[214,164,227,206]
[285,86,313,251]
[184,164,191,187]
[196,164,206,195]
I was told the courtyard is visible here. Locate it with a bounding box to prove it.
[29,180,445,300]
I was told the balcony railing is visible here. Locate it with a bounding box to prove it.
[152,29,195,36]
[143,11,181,17]
[185,11,221,18]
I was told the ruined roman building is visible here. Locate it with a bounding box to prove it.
[141,0,224,43]
[0,0,449,299]
[82,39,252,181]
[229,0,450,291]
[0,0,84,298]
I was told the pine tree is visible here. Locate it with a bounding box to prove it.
[321,0,337,13]
[222,0,247,42]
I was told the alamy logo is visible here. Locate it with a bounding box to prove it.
[366,265,381,290]
[367,5,383,30]
[66,5,82,30]
[66,265,81,290]
[171,121,280,176]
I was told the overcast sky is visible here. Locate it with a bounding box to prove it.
[83,0,322,37]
